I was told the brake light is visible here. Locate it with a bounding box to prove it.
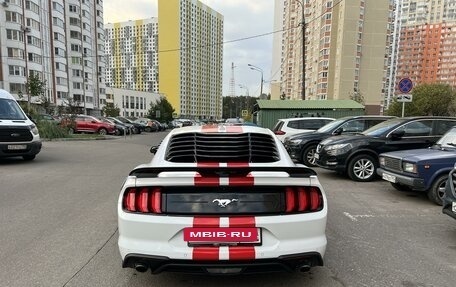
[123,187,162,214]
[274,130,286,135]
[285,186,323,213]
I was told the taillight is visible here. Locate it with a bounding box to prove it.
[123,187,162,214]
[274,130,286,135]
[285,186,323,213]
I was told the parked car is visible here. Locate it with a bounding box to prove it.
[284,115,395,166]
[272,117,335,142]
[134,117,159,132]
[0,89,41,161]
[106,117,135,135]
[62,115,117,135]
[116,116,143,134]
[101,117,129,136]
[35,114,60,125]
[315,117,456,182]
[118,124,327,275]
[377,126,456,205]
[443,164,456,219]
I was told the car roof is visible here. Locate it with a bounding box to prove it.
[0,89,16,100]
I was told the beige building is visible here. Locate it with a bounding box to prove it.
[274,0,394,114]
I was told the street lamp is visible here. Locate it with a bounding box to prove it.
[247,64,263,98]
[295,0,306,100]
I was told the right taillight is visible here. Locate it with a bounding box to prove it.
[122,187,162,214]
[285,186,323,213]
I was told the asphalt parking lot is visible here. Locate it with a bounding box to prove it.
[0,132,455,287]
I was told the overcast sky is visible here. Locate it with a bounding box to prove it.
[104,0,276,97]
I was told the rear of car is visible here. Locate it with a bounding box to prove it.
[272,117,334,142]
[0,89,41,161]
[118,125,327,275]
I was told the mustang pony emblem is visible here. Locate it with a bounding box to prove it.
[212,198,238,208]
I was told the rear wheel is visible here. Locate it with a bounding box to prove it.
[348,154,377,182]
[98,128,107,135]
[427,175,447,205]
[302,145,318,167]
[145,126,152,132]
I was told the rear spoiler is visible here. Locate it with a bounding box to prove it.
[130,166,317,178]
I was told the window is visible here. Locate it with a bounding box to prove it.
[340,120,365,133]
[9,65,25,76]
[396,121,432,137]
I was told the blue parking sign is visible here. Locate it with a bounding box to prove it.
[398,78,413,94]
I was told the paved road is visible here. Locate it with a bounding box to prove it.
[0,132,455,287]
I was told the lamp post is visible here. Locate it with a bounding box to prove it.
[295,0,306,100]
[247,64,263,98]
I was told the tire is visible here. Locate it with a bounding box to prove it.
[145,126,152,132]
[23,155,36,161]
[427,175,447,205]
[98,128,107,135]
[390,182,413,192]
[302,145,318,167]
[115,129,121,136]
[348,154,377,182]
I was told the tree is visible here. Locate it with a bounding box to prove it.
[385,83,456,117]
[147,97,175,122]
[102,103,120,117]
[349,89,365,105]
[26,74,49,114]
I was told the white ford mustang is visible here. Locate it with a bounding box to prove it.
[118,124,327,275]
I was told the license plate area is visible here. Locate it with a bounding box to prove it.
[7,144,27,150]
[184,227,261,246]
[382,172,396,183]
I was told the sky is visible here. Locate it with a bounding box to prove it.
[104,0,276,98]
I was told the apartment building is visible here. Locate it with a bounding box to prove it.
[273,0,393,114]
[158,0,223,120]
[0,0,106,114]
[104,18,159,93]
[395,0,456,98]
[105,87,161,118]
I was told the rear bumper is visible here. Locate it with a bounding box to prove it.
[122,252,323,274]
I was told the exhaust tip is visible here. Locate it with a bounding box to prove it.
[297,264,311,273]
[134,263,148,273]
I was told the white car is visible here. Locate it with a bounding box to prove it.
[272,117,335,142]
[118,124,327,275]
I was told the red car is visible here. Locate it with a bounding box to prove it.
[63,115,117,135]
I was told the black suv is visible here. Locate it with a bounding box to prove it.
[284,115,395,166]
[314,117,456,182]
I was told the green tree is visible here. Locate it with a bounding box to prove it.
[349,89,365,105]
[26,74,49,114]
[147,97,175,122]
[386,83,456,117]
[102,103,120,117]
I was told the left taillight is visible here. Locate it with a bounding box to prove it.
[122,187,162,214]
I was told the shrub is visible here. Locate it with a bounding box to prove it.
[36,120,69,139]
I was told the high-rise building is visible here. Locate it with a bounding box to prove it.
[158,0,224,120]
[104,18,159,93]
[273,0,394,114]
[394,0,456,101]
[0,0,106,114]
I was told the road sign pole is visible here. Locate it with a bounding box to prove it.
[402,102,405,117]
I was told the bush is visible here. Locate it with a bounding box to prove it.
[36,120,69,139]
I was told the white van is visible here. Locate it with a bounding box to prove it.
[0,89,41,160]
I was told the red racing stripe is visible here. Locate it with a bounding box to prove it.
[192,217,221,260]
[197,162,220,167]
[201,124,219,133]
[226,126,243,133]
[194,176,220,186]
[228,246,256,261]
[228,216,256,260]
[193,247,220,261]
[227,162,250,168]
[229,177,254,186]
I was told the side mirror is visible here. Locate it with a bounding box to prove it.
[333,127,343,135]
[390,130,405,139]
[150,146,158,154]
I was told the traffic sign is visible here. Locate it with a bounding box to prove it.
[396,94,413,102]
[241,109,248,117]
[398,78,413,93]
